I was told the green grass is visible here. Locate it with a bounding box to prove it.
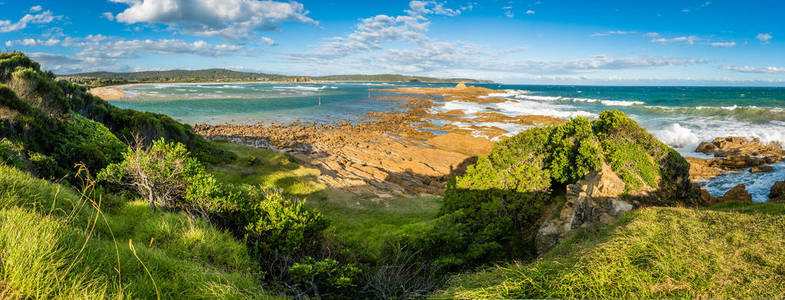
[211,141,441,261]
[209,140,325,196]
[436,202,785,299]
[308,190,441,260]
[0,164,273,299]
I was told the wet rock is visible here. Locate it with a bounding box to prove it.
[770,181,785,203]
[537,163,633,253]
[688,136,785,180]
[750,166,775,173]
[722,184,753,202]
[700,184,752,204]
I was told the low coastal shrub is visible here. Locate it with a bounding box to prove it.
[405,110,695,273]
[0,52,234,175]
[96,139,360,298]
[98,138,222,215]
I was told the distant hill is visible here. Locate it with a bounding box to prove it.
[59,69,491,87]
[312,74,493,83]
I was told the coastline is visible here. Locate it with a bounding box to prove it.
[87,80,483,101]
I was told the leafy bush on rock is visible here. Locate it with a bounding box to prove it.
[409,110,694,270]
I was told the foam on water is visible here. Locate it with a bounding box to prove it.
[653,123,700,150]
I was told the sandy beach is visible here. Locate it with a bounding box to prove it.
[88,84,133,100]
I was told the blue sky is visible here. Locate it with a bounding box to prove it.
[1,0,784,85]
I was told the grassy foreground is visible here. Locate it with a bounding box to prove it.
[0,164,269,299]
[437,202,785,299]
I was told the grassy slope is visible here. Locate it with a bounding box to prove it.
[209,141,441,260]
[437,202,785,299]
[0,164,271,299]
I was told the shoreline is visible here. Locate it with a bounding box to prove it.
[87,80,478,101]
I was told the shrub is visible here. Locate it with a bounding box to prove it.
[410,110,695,271]
[97,138,222,215]
[547,117,603,184]
[288,257,361,299]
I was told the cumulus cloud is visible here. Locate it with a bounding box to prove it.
[723,65,785,74]
[525,10,536,15]
[101,12,115,21]
[406,0,461,16]
[0,7,60,33]
[109,0,317,40]
[26,35,244,73]
[592,30,636,37]
[290,1,465,60]
[4,38,61,47]
[756,33,772,43]
[261,36,277,46]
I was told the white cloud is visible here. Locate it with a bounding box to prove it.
[525,10,536,15]
[29,5,42,13]
[406,0,461,17]
[101,12,115,21]
[27,35,245,73]
[723,65,785,74]
[504,10,514,18]
[651,35,700,45]
[110,0,317,40]
[645,32,660,37]
[290,1,465,60]
[261,36,277,46]
[592,30,636,37]
[756,33,772,43]
[5,38,61,47]
[708,41,736,47]
[497,46,529,56]
[0,7,60,33]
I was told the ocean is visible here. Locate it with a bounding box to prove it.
[112,82,785,202]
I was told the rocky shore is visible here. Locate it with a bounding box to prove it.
[195,84,785,204]
[195,83,563,196]
[686,136,785,180]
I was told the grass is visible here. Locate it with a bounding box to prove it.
[0,164,272,299]
[209,140,325,196]
[436,202,785,299]
[308,190,441,261]
[211,141,441,261]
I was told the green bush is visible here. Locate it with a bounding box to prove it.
[407,110,695,272]
[288,257,361,299]
[98,138,223,214]
[240,187,328,259]
[547,117,603,184]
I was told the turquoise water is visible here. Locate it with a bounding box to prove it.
[114,82,785,201]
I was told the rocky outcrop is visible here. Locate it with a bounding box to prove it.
[699,184,752,204]
[770,181,785,203]
[687,137,785,180]
[537,163,634,253]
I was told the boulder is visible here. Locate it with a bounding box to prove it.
[750,166,775,173]
[699,184,752,204]
[722,184,752,202]
[537,163,633,253]
[770,181,785,203]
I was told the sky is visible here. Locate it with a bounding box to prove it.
[1,0,784,85]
